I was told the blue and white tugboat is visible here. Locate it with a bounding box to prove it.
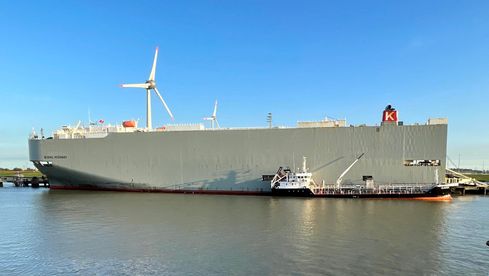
[270,155,451,200]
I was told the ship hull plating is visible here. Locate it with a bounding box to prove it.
[29,124,448,194]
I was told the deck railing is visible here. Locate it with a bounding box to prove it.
[312,185,434,195]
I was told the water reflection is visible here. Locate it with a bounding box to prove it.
[0,188,488,274]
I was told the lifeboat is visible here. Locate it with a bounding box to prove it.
[122,120,136,128]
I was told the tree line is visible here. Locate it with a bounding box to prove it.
[0,168,37,172]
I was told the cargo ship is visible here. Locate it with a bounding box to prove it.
[28,48,449,196]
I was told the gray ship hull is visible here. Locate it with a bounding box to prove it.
[29,124,447,194]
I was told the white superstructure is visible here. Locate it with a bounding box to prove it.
[271,157,316,190]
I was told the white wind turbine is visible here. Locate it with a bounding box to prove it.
[203,100,220,129]
[121,47,174,130]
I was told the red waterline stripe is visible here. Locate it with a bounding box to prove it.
[365,194,452,201]
[49,185,271,196]
[410,194,452,201]
[49,186,452,200]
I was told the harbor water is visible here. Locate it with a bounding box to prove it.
[0,185,488,275]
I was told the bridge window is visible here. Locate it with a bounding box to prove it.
[35,161,53,167]
[404,160,440,166]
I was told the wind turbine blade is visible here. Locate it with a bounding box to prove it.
[215,119,220,128]
[153,87,174,120]
[149,47,159,81]
[120,83,150,88]
[212,100,218,117]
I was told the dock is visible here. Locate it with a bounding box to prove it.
[445,169,488,195]
[450,182,488,196]
[0,176,49,188]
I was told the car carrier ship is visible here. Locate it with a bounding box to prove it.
[28,48,449,197]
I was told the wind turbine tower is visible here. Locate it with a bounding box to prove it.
[121,47,174,130]
[204,100,220,129]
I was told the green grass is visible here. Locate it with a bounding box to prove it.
[0,170,43,178]
[467,174,489,182]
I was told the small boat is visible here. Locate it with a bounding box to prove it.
[270,155,451,200]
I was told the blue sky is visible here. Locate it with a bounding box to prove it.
[0,0,488,169]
